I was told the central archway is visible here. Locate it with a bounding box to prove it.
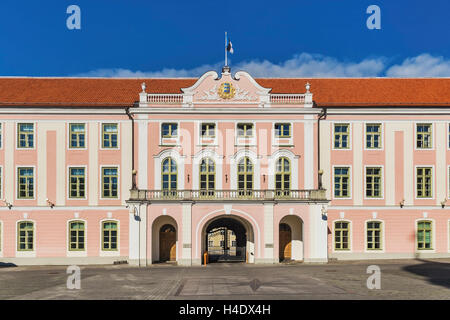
[201,215,255,263]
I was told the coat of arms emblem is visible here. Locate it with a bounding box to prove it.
[217,82,235,99]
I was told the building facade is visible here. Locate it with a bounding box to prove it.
[0,67,449,265]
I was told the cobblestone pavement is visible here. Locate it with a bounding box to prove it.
[0,259,449,300]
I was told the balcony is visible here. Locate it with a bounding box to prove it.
[128,189,327,202]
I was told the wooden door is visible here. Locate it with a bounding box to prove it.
[160,224,176,262]
[279,223,292,261]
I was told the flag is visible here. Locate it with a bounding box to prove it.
[227,39,234,54]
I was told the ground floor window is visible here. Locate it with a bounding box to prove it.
[334,221,350,250]
[417,221,432,250]
[367,221,382,250]
[69,221,85,251]
[17,221,34,251]
[102,221,118,251]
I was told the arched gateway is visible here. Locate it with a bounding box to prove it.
[201,215,255,264]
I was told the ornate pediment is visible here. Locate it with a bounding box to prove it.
[181,67,271,107]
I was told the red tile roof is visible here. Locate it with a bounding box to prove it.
[0,77,449,107]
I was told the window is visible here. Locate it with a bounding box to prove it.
[18,167,34,199]
[17,123,34,148]
[366,167,382,198]
[367,221,382,250]
[334,124,349,149]
[208,240,213,247]
[69,124,86,148]
[69,221,85,251]
[162,123,178,138]
[69,167,86,198]
[201,123,215,138]
[238,157,253,193]
[275,157,290,194]
[237,123,254,138]
[162,158,177,190]
[275,123,291,138]
[334,167,350,198]
[17,221,34,251]
[102,124,118,148]
[102,221,118,251]
[334,221,350,250]
[417,167,432,198]
[366,124,381,149]
[232,240,236,247]
[102,167,118,198]
[416,124,432,149]
[200,158,215,191]
[417,221,432,250]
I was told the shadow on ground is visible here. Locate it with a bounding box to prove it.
[402,259,450,289]
[0,262,17,268]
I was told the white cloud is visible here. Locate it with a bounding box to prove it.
[74,53,450,78]
[234,53,386,77]
[386,54,450,77]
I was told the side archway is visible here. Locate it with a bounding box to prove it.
[279,215,304,261]
[151,216,178,263]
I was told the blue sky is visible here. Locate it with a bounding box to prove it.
[0,0,449,77]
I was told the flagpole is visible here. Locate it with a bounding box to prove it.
[225,31,228,66]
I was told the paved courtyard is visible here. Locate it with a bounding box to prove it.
[0,259,449,300]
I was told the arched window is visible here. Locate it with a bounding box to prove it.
[69,221,85,251]
[17,221,34,251]
[162,157,177,190]
[238,157,253,195]
[200,158,215,194]
[275,157,291,195]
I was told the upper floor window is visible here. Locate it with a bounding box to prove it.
[334,124,349,149]
[201,123,216,138]
[417,221,432,250]
[102,167,118,198]
[102,124,118,148]
[275,123,291,138]
[200,158,215,191]
[367,221,382,250]
[162,158,177,190]
[69,167,86,199]
[275,157,291,193]
[18,167,34,199]
[416,167,432,198]
[238,157,253,191]
[102,221,118,251]
[237,123,254,138]
[18,123,34,148]
[366,124,381,149]
[334,167,350,198]
[17,221,34,251]
[69,221,85,251]
[334,221,350,250]
[162,123,178,138]
[366,167,382,198]
[69,124,86,148]
[416,124,432,149]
